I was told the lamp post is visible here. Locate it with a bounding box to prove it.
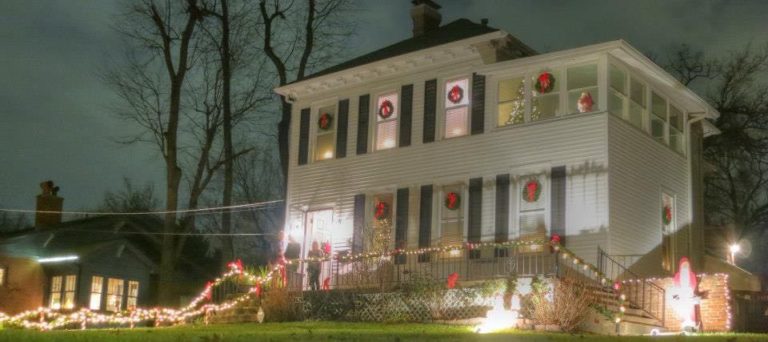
[729,243,741,265]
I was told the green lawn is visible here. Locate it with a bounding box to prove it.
[1,322,767,342]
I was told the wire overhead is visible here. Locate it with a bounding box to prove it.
[0,199,284,217]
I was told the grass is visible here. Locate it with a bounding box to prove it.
[0,322,767,342]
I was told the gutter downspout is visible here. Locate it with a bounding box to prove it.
[686,112,708,270]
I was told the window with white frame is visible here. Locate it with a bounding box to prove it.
[669,105,685,155]
[63,275,76,309]
[49,275,76,309]
[0,266,6,286]
[497,76,526,127]
[369,193,393,253]
[444,78,470,138]
[375,92,398,150]
[127,281,139,310]
[608,64,627,118]
[567,64,598,114]
[89,276,103,310]
[651,91,667,144]
[106,278,124,312]
[440,184,464,246]
[314,104,336,161]
[518,176,547,238]
[628,77,648,130]
[531,70,560,121]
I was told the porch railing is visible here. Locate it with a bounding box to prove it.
[597,246,665,323]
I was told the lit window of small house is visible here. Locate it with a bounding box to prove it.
[370,193,393,252]
[497,77,526,127]
[0,266,6,286]
[444,78,469,138]
[314,104,336,161]
[375,92,398,151]
[629,77,647,130]
[106,278,124,312]
[49,276,62,309]
[531,70,560,121]
[661,193,676,272]
[89,276,103,310]
[651,91,667,144]
[127,281,140,310]
[669,105,685,155]
[440,184,464,247]
[608,64,627,118]
[567,64,598,114]
[519,177,547,239]
[63,275,76,309]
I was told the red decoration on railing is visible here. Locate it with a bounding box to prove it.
[378,100,394,119]
[204,281,213,301]
[447,84,464,104]
[251,284,262,298]
[447,272,459,289]
[322,277,331,291]
[323,241,331,254]
[227,259,244,273]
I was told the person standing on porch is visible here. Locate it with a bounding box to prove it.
[307,241,323,291]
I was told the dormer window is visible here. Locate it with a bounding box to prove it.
[314,104,336,161]
[375,92,398,150]
[444,78,469,138]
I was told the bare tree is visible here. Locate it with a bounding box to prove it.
[0,210,30,233]
[99,177,159,213]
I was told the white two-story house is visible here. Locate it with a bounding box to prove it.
[275,0,719,285]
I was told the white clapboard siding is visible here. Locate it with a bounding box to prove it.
[607,114,690,268]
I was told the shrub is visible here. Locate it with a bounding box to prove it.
[529,277,594,333]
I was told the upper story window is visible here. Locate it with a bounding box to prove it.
[375,92,398,151]
[314,104,336,161]
[444,78,470,138]
[567,64,598,114]
[669,105,685,154]
[651,91,667,144]
[498,76,525,126]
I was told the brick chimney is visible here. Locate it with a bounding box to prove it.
[410,0,441,37]
[35,180,63,228]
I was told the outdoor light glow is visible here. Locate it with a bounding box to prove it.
[323,150,333,159]
[38,255,79,263]
[452,128,464,136]
[382,139,395,148]
[475,296,518,334]
[729,244,740,254]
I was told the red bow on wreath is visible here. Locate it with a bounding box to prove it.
[524,179,541,202]
[375,201,389,220]
[447,85,464,104]
[535,72,555,94]
[318,113,333,130]
[662,206,673,225]
[378,100,394,119]
[445,192,460,210]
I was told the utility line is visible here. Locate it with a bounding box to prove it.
[60,229,278,237]
[0,199,284,216]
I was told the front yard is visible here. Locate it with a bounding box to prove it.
[1,322,767,342]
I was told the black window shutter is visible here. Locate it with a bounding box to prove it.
[356,94,370,155]
[468,177,483,243]
[352,194,366,253]
[298,108,310,165]
[551,166,567,245]
[471,73,486,135]
[399,84,413,147]
[423,79,437,143]
[495,174,510,243]
[336,99,349,158]
[395,188,409,264]
[419,185,432,248]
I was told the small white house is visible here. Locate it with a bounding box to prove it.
[275,1,719,282]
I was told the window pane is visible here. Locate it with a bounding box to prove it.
[0,267,5,286]
[651,91,666,120]
[498,101,525,126]
[314,133,335,161]
[376,93,398,122]
[51,276,62,291]
[441,221,463,245]
[608,90,625,117]
[64,275,76,291]
[106,278,124,312]
[609,64,626,95]
[670,127,685,154]
[629,101,645,130]
[669,105,684,130]
[50,292,61,309]
[567,64,597,90]
[127,281,139,310]
[375,120,397,150]
[569,88,598,114]
[498,77,525,127]
[445,78,469,108]
[651,116,666,143]
[498,77,524,103]
[531,93,558,121]
[445,107,468,138]
[630,77,646,107]
[90,276,103,310]
[519,212,546,237]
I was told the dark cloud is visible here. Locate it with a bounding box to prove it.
[1,0,766,214]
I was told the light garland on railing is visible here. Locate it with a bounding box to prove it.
[0,261,282,331]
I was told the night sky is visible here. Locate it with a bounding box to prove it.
[1,0,767,214]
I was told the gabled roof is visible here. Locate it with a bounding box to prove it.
[295,19,509,83]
